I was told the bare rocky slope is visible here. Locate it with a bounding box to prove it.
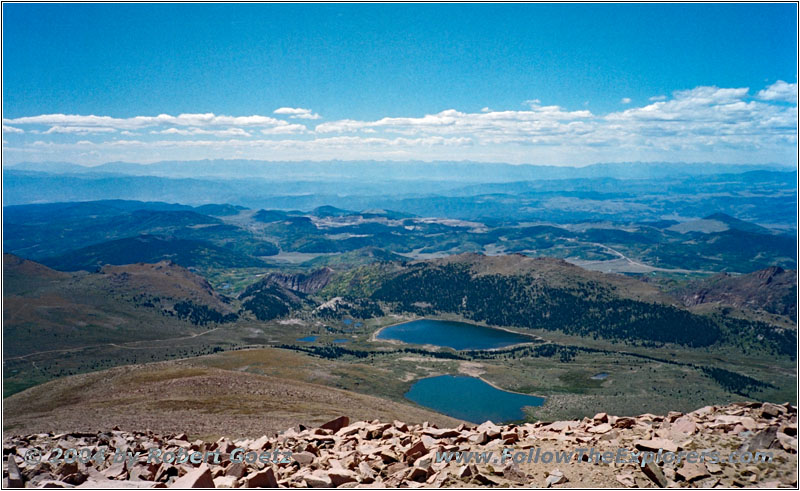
[677,266,797,319]
[2,361,460,439]
[3,402,796,488]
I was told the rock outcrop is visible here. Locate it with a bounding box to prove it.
[260,268,335,295]
[3,403,796,488]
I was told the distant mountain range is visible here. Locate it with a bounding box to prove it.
[3,162,796,231]
[7,159,795,181]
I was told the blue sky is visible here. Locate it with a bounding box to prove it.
[2,3,797,165]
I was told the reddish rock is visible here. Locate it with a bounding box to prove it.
[244,467,278,488]
[327,469,357,487]
[404,440,426,460]
[6,455,24,488]
[293,451,315,466]
[613,417,636,429]
[638,456,668,488]
[168,465,214,488]
[224,463,246,479]
[320,416,350,433]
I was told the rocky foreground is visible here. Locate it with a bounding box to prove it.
[3,402,797,488]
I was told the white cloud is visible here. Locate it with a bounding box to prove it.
[151,127,252,137]
[314,106,593,137]
[261,124,307,135]
[3,112,290,129]
[757,80,797,104]
[3,82,796,166]
[273,107,322,120]
[44,125,117,134]
[2,124,23,133]
[621,97,632,104]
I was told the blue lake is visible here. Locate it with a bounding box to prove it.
[406,375,545,423]
[333,338,350,344]
[377,319,533,350]
[297,336,317,342]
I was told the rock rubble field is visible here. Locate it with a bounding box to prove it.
[3,402,796,488]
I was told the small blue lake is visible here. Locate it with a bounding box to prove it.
[333,338,350,344]
[297,336,317,342]
[406,375,545,423]
[377,319,533,350]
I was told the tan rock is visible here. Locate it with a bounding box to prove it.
[689,406,715,418]
[385,462,407,475]
[634,438,679,453]
[671,416,697,435]
[304,472,333,488]
[545,469,567,487]
[477,421,502,438]
[676,462,709,482]
[248,436,270,451]
[776,432,798,452]
[422,428,459,438]
[593,412,609,423]
[212,476,239,489]
[293,451,315,466]
[358,462,376,481]
[501,431,519,443]
[615,473,635,487]
[419,435,437,449]
[468,432,488,444]
[761,403,785,419]
[589,423,613,434]
[457,465,473,480]
[544,421,575,432]
[102,461,127,480]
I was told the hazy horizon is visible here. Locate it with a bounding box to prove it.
[6,158,798,169]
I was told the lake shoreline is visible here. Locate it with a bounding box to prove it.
[370,316,541,352]
[404,374,546,424]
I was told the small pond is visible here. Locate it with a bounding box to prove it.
[405,375,545,423]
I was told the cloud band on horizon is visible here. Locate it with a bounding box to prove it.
[3,81,796,166]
